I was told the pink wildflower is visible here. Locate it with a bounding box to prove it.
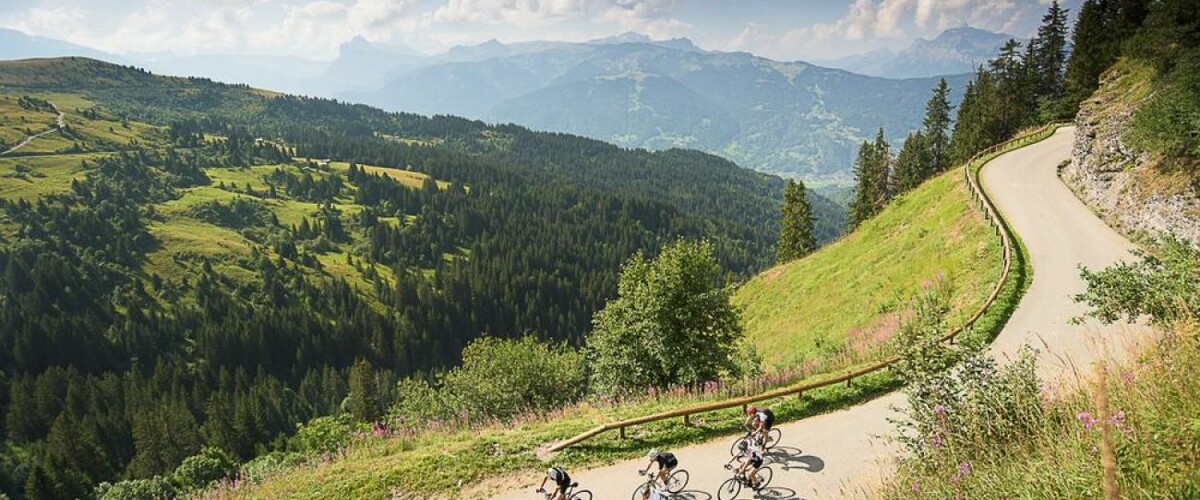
[1077,411,1099,430]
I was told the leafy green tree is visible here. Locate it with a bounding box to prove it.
[347,359,382,423]
[587,240,743,395]
[777,179,816,263]
[922,78,953,174]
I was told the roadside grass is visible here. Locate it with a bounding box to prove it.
[0,153,102,200]
[735,169,1001,370]
[218,369,900,500]
[880,323,1200,499]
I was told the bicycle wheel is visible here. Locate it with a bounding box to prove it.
[753,466,774,491]
[766,427,782,450]
[630,482,650,500]
[717,477,742,500]
[666,469,690,493]
[570,490,593,500]
[729,435,748,456]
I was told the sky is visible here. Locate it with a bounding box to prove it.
[0,0,1081,62]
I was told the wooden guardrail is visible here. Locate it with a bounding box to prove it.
[548,123,1071,452]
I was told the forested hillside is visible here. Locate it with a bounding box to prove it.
[0,57,840,498]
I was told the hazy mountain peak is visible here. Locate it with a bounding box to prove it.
[338,36,424,58]
[586,32,700,52]
[588,32,653,44]
[817,26,1012,78]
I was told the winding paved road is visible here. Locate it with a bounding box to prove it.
[491,127,1149,500]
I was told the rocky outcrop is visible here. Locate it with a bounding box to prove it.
[1063,63,1200,246]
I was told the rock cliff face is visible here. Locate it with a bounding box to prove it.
[1063,62,1200,246]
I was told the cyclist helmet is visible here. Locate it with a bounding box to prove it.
[737,440,749,452]
[745,405,758,415]
[646,449,659,459]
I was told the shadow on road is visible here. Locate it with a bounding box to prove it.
[668,490,714,500]
[765,446,824,473]
[752,486,801,499]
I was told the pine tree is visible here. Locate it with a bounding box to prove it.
[869,128,893,213]
[348,359,381,422]
[1065,0,1119,104]
[1030,1,1071,118]
[921,78,953,174]
[777,179,816,263]
[894,132,933,194]
[849,129,893,228]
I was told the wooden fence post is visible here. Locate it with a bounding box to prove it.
[619,426,626,440]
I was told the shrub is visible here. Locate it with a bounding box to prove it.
[1076,235,1200,326]
[238,452,306,485]
[171,446,236,491]
[389,335,586,423]
[290,414,361,456]
[94,477,176,500]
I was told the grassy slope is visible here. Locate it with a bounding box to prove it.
[881,324,1200,499]
[736,169,1001,370]
[224,161,1012,500]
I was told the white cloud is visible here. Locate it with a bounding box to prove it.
[735,0,1078,61]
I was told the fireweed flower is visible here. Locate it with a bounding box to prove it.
[1077,411,1099,430]
[952,461,972,483]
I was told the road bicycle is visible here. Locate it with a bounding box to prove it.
[536,482,592,500]
[728,425,782,456]
[630,467,690,499]
[717,464,774,500]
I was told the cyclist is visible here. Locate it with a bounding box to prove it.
[537,466,571,500]
[744,405,775,446]
[639,449,678,499]
[726,439,766,489]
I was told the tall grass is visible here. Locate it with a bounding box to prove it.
[882,323,1200,499]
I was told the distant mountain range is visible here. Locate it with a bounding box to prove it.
[0,28,1000,185]
[816,27,1014,79]
[344,36,969,184]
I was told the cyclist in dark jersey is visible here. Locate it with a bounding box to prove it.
[537,466,571,500]
[744,405,775,445]
[639,449,678,499]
